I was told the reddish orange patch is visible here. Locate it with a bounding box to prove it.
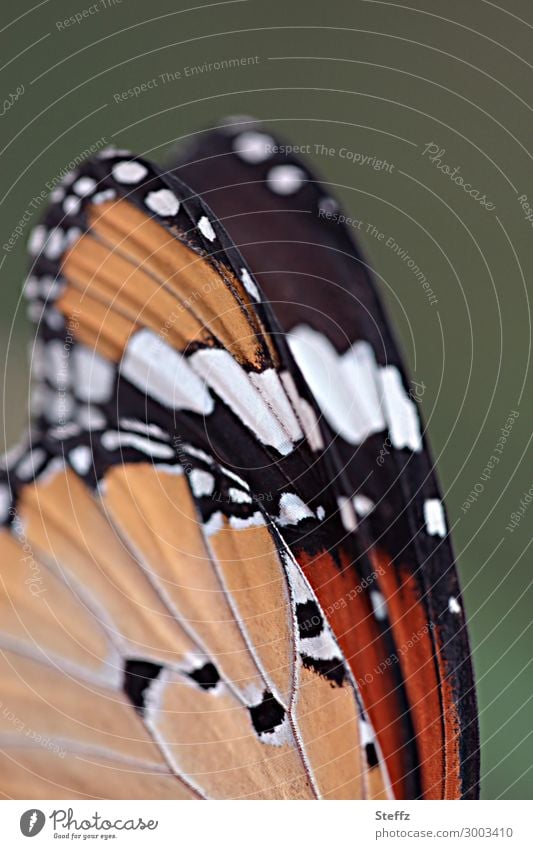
[371,548,444,798]
[295,546,414,799]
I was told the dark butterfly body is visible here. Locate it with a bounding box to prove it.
[0,117,478,800]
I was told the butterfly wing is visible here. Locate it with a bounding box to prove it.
[2,452,386,799]
[0,147,392,799]
[169,118,480,800]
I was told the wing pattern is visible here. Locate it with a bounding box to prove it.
[0,120,478,799]
[0,144,389,800]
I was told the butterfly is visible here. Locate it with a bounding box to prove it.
[0,115,479,800]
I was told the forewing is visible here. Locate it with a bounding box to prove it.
[169,119,479,799]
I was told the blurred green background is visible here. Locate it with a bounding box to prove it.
[1,0,531,799]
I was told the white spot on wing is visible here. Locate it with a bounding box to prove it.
[219,114,255,133]
[229,512,265,529]
[370,590,388,621]
[203,512,225,537]
[28,225,46,256]
[190,349,295,455]
[65,226,82,247]
[44,388,74,423]
[288,326,385,444]
[16,448,46,481]
[219,466,250,490]
[77,406,106,430]
[281,550,314,606]
[424,498,447,537]
[63,195,80,215]
[154,463,183,476]
[249,369,303,445]
[69,445,92,475]
[183,444,213,465]
[49,422,81,440]
[337,496,358,532]
[38,275,63,300]
[44,228,65,259]
[301,633,341,662]
[266,165,305,195]
[318,196,339,216]
[258,715,294,748]
[44,308,64,330]
[101,431,174,459]
[119,419,170,441]
[122,329,214,415]
[35,456,66,485]
[73,176,97,196]
[145,188,180,217]
[233,131,274,164]
[379,366,422,452]
[353,494,375,517]
[280,371,324,451]
[45,339,69,389]
[99,146,132,160]
[228,487,252,504]
[240,267,260,300]
[189,469,215,498]
[74,346,115,403]
[92,188,116,205]
[448,595,461,615]
[359,719,376,747]
[112,161,148,184]
[288,325,423,452]
[197,215,216,241]
[277,493,314,527]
